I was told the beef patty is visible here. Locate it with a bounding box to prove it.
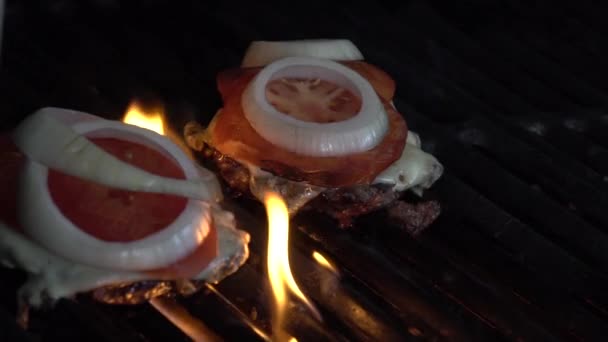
[195,144,440,235]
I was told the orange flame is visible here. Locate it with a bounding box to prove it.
[264,191,320,341]
[122,102,165,135]
[121,101,194,159]
[312,251,338,274]
[121,104,215,338]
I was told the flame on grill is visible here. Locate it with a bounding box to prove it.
[264,191,320,341]
[312,251,338,274]
[121,101,193,158]
[122,101,165,135]
[121,103,320,340]
[120,101,219,341]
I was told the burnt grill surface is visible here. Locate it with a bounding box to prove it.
[2,0,608,341]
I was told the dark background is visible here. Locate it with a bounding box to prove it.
[2,0,608,341]
[3,0,606,129]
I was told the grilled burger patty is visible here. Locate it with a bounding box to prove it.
[193,143,441,235]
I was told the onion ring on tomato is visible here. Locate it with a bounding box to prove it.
[209,61,407,188]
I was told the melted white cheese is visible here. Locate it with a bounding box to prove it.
[373,132,443,195]
[0,206,249,307]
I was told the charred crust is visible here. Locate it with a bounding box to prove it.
[193,146,251,197]
[197,145,441,234]
[387,200,442,237]
[306,184,401,228]
[90,279,206,305]
[91,281,173,305]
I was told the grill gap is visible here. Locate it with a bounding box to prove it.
[469,142,608,232]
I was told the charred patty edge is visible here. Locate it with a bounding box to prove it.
[196,144,441,232]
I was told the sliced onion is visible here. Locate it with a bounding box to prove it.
[241,39,364,68]
[14,108,218,270]
[241,56,389,157]
[13,107,222,202]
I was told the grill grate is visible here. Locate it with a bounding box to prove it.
[1,0,608,341]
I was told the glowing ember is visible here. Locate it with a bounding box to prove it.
[312,251,338,274]
[264,191,320,341]
[122,102,165,135]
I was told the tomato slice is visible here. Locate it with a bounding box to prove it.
[343,61,396,102]
[211,61,407,188]
[265,77,361,123]
[48,138,189,242]
[0,134,218,277]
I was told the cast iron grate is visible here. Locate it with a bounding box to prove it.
[1,0,607,341]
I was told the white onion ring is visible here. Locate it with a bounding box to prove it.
[16,109,214,271]
[241,39,364,68]
[241,57,389,157]
[13,108,222,202]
